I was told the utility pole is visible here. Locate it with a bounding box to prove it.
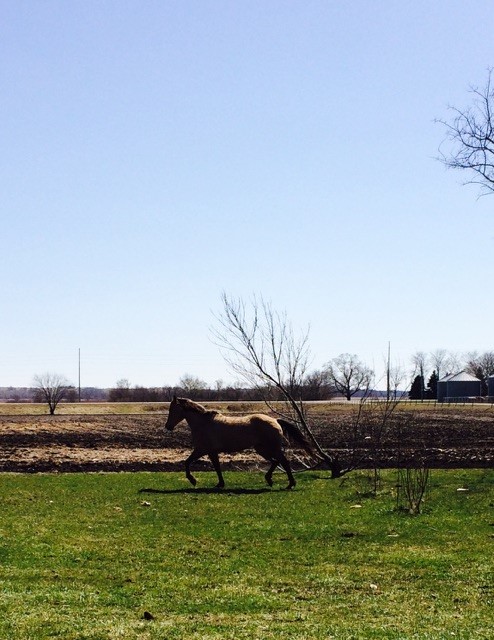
[386,341,391,402]
[78,348,81,403]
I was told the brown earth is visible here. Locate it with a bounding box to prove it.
[0,406,493,473]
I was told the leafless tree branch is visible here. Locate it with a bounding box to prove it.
[211,293,342,476]
[33,372,71,415]
[437,68,494,197]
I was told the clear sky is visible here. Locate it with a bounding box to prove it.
[1,1,493,389]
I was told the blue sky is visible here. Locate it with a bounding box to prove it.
[1,1,493,389]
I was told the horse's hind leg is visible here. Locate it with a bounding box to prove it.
[278,452,296,489]
[264,460,277,486]
[255,447,277,487]
[208,453,225,489]
[262,454,296,489]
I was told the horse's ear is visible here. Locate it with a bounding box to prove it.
[173,394,177,402]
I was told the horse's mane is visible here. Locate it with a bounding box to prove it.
[178,397,219,418]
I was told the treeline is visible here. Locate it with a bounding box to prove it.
[0,378,336,404]
[108,379,336,403]
[0,387,108,403]
[108,385,257,403]
[0,387,34,402]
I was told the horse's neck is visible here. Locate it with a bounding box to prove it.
[183,403,217,429]
[184,412,202,429]
[182,400,206,427]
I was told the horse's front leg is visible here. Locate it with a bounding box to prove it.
[184,449,205,486]
[208,452,225,489]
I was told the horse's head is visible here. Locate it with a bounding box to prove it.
[165,395,185,431]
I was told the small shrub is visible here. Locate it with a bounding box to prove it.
[397,466,431,514]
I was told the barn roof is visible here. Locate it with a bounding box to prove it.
[438,371,481,383]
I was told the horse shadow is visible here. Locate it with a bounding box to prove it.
[138,486,279,496]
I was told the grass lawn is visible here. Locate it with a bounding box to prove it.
[0,469,492,639]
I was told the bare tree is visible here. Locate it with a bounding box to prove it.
[386,362,407,400]
[33,373,72,415]
[213,293,310,408]
[411,351,428,401]
[324,354,373,401]
[437,69,494,196]
[109,378,132,402]
[430,349,448,381]
[178,374,207,399]
[445,351,463,375]
[464,351,494,394]
[212,293,342,476]
[303,369,335,400]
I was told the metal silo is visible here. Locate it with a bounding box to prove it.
[488,375,494,401]
[437,371,482,402]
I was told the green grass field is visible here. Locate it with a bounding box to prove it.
[0,469,493,639]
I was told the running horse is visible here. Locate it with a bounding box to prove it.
[164,396,310,489]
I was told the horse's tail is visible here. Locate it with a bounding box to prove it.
[277,419,313,455]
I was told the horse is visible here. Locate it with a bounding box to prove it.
[164,396,310,489]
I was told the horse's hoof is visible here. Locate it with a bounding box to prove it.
[188,477,197,487]
[215,484,225,490]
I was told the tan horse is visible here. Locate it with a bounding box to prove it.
[164,396,309,489]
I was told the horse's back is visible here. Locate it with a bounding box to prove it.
[194,412,282,453]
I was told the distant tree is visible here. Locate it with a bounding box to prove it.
[33,373,72,415]
[385,361,407,400]
[409,375,424,401]
[427,371,438,400]
[132,386,161,402]
[437,69,494,197]
[80,387,109,401]
[109,378,132,402]
[178,374,207,400]
[445,351,463,376]
[303,369,335,401]
[213,379,224,399]
[465,351,494,395]
[324,354,373,401]
[65,387,78,402]
[430,349,448,381]
[411,352,428,401]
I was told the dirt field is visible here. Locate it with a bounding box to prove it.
[1,403,493,473]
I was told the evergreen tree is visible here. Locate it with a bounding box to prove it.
[427,370,438,400]
[409,375,424,400]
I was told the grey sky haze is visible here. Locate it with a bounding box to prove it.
[2,1,493,389]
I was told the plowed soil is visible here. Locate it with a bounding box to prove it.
[0,405,493,473]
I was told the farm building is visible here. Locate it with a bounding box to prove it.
[437,371,482,403]
[488,375,494,400]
